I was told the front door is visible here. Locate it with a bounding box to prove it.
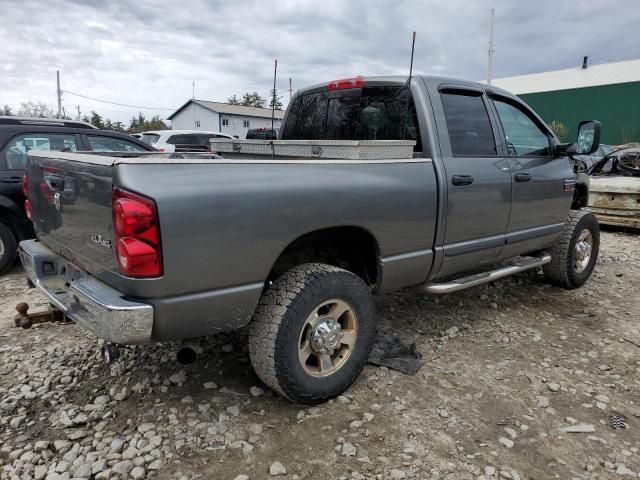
[434,88,512,278]
[488,96,574,257]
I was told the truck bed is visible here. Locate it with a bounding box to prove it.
[24,149,438,341]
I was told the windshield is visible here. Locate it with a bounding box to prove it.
[140,133,160,145]
[281,86,421,151]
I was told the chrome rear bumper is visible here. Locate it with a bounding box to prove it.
[19,239,153,344]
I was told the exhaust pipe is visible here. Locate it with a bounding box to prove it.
[176,339,202,365]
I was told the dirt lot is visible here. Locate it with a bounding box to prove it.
[1,230,639,480]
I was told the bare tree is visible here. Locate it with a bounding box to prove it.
[18,101,56,118]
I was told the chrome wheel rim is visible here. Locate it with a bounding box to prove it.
[298,299,358,378]
[0,237,4,258]
[573,229,593,273]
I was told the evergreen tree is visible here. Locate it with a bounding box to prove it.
[269,88,283,110]
[89,111,105,129]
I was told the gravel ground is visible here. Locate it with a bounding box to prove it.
[1,230,639,480]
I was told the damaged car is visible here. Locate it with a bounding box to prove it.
[588,146,640,228]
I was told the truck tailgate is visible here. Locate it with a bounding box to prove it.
[26,151,119,273]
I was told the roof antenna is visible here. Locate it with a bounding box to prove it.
[402,31,416,140]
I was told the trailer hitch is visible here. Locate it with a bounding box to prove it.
[14,302,68,329]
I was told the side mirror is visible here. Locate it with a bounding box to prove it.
[575,120,601,155]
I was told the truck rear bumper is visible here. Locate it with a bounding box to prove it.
[18,239,153,344]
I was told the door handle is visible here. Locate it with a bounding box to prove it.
[1,177,21,184]
[515,173,532,182]
[451,175,474,186]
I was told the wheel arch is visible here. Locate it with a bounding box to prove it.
[266,226,381,289]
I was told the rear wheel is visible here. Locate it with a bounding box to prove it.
[0,222,17,275]
[543,210,599,288]
[249,263,375,404]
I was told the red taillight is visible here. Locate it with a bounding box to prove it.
[327,76,364,91]
[112,188,162,278]
[114,198,154,236]
[25,199,32,220]
[22,175,28,197]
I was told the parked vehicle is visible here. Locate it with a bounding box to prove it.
[571,144,613,173]
[139,130,233,152]
[0,116,154,274]
[19,76,601,404]
[587,146,640,228]
[245,128,279,140]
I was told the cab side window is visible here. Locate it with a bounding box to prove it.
[492,99,551,157]
[441,92,497,156]
[1,133,78,170]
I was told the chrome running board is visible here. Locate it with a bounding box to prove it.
[420,254,551,294]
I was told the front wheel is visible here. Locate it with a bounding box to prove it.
[249,263,375,404]
[543,210,600,289]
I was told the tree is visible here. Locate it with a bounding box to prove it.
[269,88,283,110]
[549,120,568,141]
[126,112,167,133]
[240,91,266,108]
[89,111,105,129]
[1,104,13,116]
[18,101,55,118]
[227,94,241,105]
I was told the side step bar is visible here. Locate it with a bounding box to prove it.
[419,254,551,294]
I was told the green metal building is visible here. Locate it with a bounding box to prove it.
[492,59,640,145]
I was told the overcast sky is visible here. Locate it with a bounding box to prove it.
[1,0,638,124]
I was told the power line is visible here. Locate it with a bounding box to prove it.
[62,90,175,110]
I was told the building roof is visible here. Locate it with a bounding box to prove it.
[168,99,285,120]
[490,58,640,95]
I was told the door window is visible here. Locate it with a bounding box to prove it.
[86,135,148,152]
[441,92,497,156]
[1,133,78,170]
[492,99,551,156]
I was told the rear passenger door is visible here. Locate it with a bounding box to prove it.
[434,87,512,278]
[488,95,572,256]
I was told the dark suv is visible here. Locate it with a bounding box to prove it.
[0,116,154,274]
[245,128,279,140]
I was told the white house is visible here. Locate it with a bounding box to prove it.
[167,99,285,138]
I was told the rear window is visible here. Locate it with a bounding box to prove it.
[281,86,422,151]
[167,134,214,145]
[140,133,160,145]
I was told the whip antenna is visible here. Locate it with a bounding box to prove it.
[402,31,416,140]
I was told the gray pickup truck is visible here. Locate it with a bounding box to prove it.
[19,75,601,404]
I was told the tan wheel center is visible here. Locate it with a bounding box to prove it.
[298,299,358,378]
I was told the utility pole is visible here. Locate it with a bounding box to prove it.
[487,8,495,85]
[271,59,277,132]
[56,70,62,118]
[76,105,81,120]
[192,81,195,99]
[289,78,292,99]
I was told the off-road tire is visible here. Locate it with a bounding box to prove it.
[0,222,17,275]
[249,263,375,404]
[543,210,599,289]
